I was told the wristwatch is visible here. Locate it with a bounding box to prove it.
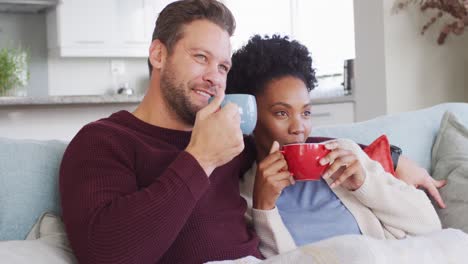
[389,144,403,171]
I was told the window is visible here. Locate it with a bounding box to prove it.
[294,0,355,76]
[223,0,355,98]
[223,0,292,51]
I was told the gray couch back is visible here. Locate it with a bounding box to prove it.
[312,103,468,172]
[0,138,67,240]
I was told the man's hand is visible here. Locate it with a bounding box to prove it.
[396,156,447,208]
[321,140,366,191]
[186,94,244,177]
[253,141,294,210]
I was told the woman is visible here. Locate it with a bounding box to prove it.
[226,35,444,257]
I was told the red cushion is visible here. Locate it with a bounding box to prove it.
[363,135,396,176]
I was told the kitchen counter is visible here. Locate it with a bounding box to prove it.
[0,94,353,106]
[0,95,143,106]
[0,94,355,140]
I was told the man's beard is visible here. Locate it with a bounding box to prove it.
[160,65,199,126]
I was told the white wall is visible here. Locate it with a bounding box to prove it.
[383,1,468,114]
[353,0,468,121]
[353,0,388,121]
[0,104,138,141]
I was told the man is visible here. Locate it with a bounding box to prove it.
[59,1,262,263]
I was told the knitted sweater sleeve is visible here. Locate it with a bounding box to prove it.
[335,139,442,237]
[240,164,296,258]
[252,208,297,258]
[59,125,210,263]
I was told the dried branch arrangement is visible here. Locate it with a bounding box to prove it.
[394,0,468,44]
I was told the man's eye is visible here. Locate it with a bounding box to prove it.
[303,110,311,117]
[219,64,229,72]
[195,54,207,61]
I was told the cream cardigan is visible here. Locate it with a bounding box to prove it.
[240,139,442,258]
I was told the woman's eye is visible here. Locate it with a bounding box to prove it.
[275,111,288,117]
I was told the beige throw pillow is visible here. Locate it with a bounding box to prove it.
[431,111,468,232]
[0,212,77,264]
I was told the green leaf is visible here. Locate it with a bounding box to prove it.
[0,47,30,95]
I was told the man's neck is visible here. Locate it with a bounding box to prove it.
[133,80,193,132]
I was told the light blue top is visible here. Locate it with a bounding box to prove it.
[276,178,361,246]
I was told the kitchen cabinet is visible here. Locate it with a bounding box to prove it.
[46,0,169,57]
[310,102,355,127]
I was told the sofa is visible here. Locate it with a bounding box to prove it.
[1,102,467,263]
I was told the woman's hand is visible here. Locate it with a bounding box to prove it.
[321,140,366,191]
[396,156,447,208]
[253,141,295,210]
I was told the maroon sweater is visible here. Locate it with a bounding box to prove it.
[59,111,261,264]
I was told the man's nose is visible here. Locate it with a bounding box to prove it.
[202,65,224,89]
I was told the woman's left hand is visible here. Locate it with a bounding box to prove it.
[320,140,366,191]
[395,155,447,208]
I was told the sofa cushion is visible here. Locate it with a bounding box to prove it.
[0,138,67,240]
[0,212,78,264]
[431,111,468,232]
[0,212,76,264]
[363,134,396,176]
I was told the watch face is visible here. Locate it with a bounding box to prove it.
[390,145,402,155]
[389,145,402,171]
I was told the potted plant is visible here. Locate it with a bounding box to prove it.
[394,0,468,45]
[0,47,29,96]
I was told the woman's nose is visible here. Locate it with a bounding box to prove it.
[289,116,305,135]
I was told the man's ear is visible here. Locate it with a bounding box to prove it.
[149,39,167,71]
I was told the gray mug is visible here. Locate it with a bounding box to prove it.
[215,94,257,135]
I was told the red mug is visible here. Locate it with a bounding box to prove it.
[281,143,331,181]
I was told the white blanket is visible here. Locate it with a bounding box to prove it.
[207,228,468,264]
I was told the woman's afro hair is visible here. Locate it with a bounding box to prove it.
[226,35,317,96]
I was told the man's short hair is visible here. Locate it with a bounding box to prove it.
[148,0,236,75]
